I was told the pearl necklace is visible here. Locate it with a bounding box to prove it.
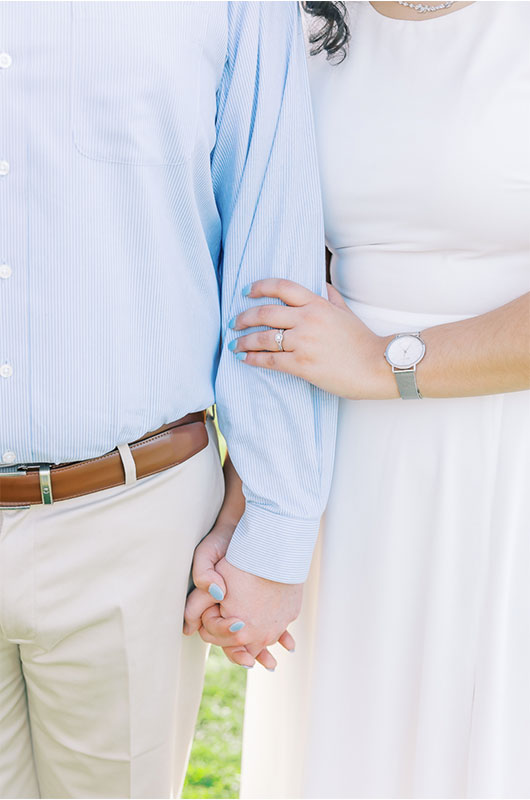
[397,1,455,12]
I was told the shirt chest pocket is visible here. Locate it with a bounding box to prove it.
[70,3,204,166]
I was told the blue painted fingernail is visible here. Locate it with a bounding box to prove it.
[266,667,276,672]
[242,283,252,297]
[208,583,224,602]
[241,664,254,670]
[228,316,237,329]
[235,352,247,361]
[228,339,237,352]
[229,621,245,633]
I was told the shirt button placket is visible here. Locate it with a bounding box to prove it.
[1,32,30,466]
[1,52,14,460]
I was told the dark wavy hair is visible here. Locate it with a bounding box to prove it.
[303,2,350,63]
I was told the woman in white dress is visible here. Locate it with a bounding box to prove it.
[229,2,530,797]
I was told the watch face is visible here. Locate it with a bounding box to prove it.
[385,335,425,369]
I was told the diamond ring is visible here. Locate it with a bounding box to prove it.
[274,329,285,352]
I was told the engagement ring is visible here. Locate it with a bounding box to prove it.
[275,330,285,352]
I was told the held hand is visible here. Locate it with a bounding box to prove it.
[183,453,296,669]
[184,534,296,669]
[198,558,300,669]
[228,279,398,400]
[183,522,262,668]
[201,604,296,671]
[185,539,297,670]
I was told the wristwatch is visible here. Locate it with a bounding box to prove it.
[384,332,426,399]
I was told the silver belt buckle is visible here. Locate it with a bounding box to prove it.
[0,463,54,508]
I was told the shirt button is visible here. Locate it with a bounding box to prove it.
[0,53,12,69]
[2,451,17,465]
[0,363,13,379]
[0,264,12,280]
[0,160,10,176]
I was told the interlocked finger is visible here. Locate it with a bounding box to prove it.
[198,605,252,648]
[222,645,256,669]
[255,648,278,672]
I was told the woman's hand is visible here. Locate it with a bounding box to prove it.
[230,281,530,399]
[228,279,397,400]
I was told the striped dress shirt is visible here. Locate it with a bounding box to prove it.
[0,1,338,583]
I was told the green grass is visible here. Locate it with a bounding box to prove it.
[183,647,247,799]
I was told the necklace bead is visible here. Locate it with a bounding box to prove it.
[397,1,455,12]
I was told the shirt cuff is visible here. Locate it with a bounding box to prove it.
[225,503,320,584]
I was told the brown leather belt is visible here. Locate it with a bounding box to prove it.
[0,411,208,508]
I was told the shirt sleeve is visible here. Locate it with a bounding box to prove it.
[212,1,338,584]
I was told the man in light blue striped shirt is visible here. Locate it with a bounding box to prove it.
[0,2,337,796]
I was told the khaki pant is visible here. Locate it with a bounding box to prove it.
[0,422,224,799]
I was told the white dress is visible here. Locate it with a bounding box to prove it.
[241,3,530,798]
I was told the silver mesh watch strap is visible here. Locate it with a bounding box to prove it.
[394,368,422,399]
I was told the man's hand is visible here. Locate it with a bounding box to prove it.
[184,452,245,637]
[197,558,300,670]
[183,522,233,636]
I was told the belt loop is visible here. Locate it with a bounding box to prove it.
[117,444,137,486]
[39,465,54,504]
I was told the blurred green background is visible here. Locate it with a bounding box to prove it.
[183,647,247,799]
